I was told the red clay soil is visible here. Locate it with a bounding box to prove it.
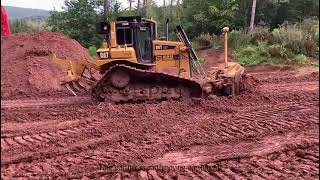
[1,66,319,179]
[1,32,93,100]
[1,37,319,179]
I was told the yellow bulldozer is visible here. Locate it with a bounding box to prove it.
[51,16,246,103]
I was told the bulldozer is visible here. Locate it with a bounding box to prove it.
[51,16,246,103]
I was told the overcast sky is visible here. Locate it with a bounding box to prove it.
[1,0,65,11]
[1,0,164,11]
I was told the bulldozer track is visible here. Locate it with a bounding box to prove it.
[1,96,92,109]
[91,64,203,103]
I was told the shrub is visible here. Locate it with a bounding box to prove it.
[312,61,319,67]
[268,44,290,59]
[249,26,271,44]
[228,29,251,50]
[233,44,267,66]
[194,33,218,49]
[270,19,319,57]
[10,19,38,33]
[228,18,319,66]
[316,27,319,47]
[228,30,241,49]
[271,26,305,55]
[298,18,319,37]
[192,41,201,51]
[293,54,307,64]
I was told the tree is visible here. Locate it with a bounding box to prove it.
[128,0,133,10]
[46,0,102,48]
[137,0,141,10]
[10,19,38,33]
[249,0,257,31]
[103,0,109,17]
[181,0,239,38]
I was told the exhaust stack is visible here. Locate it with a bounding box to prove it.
[166,18,169,41]
[223,27,229,68]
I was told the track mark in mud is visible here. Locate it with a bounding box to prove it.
[2,102,316,157]
[68,143,318,179]
[0,121,102,151]
[146,129,319,166]
[0,96,92,109]
[212,102,318,142]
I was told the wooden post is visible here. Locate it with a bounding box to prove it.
[223,27,229,68]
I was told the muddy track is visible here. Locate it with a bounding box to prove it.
[1,102,318,168]
[77,131,319,179]
[1,96,92,109]
[2,129,318,179]
[1,102,316,152]
[1,119,103,152]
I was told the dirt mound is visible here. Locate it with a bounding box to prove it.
[1,32,93,100]
[198,48,236,69]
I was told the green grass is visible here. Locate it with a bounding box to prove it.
[88,46,97,60]
[233,43,268,66]
[311,61,319,67]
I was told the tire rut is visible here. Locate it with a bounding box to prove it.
[1,96,92,109]
[68,142,318,179]
[1,120,103,152]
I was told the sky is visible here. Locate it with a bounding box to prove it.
[1,0,164,11]
[1,0,66,11]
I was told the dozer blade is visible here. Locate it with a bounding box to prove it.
[64,81,88,96]
[65,82,79,96]
[74,81,87,91]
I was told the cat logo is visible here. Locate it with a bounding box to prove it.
[99,52,109,59]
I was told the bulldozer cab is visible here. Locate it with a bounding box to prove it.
[97,16,156,64]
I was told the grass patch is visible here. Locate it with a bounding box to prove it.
[311,61,319,67]
[233,42,268,66]
[88,46,97,60]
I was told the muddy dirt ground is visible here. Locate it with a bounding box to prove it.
[1,65,319,179]
[1,33,319,179]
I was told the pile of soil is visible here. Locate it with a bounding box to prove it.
[1,32,93,100]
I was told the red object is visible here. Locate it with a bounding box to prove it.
[1,6,11,36]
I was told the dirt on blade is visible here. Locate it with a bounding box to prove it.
[1,32,93,100]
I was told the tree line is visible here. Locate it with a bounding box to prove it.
[43,0,319,48]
